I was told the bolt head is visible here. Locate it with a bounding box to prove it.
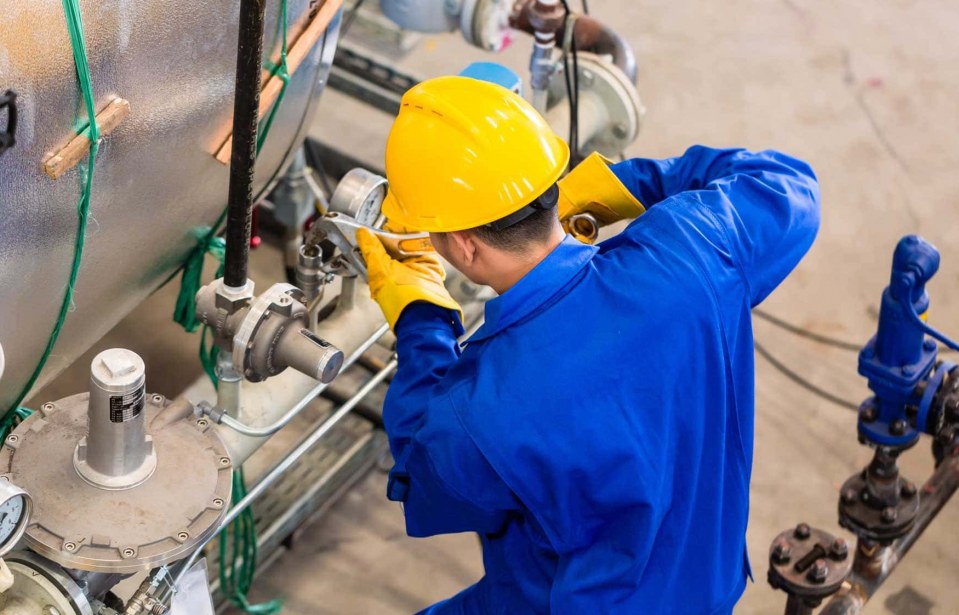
[807,558,829,583]
[903,364,917,376]
[793,523,811,540]
[881,506,898,524]
[890,419,907,436]
[924,339,937,352]
[830,537,848,560]
[861,406,878,423]
[900,481,918,499]
[771,540,791,564]
[841,488,859,506]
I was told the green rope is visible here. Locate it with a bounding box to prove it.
[257,0,290,154]
[219,467,283,614]
[1,0,99,434]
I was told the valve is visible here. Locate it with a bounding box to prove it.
[195,279,344,384]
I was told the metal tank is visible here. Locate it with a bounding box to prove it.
[0,0,342,410]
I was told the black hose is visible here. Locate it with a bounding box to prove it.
[224,0,267,288]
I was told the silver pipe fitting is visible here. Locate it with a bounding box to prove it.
[211,323,389,438]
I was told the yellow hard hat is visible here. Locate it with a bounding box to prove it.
[381,76,570,233]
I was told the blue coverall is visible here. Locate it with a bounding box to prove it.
[383,146,820,614]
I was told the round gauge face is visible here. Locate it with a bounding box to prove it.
[0,495,24,547]
[353,184,386,227]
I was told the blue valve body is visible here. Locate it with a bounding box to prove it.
[859,235,940,447]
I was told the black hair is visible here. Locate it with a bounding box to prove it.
[467,184,560,254]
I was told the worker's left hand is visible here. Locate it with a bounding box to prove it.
[558,152,646,242]
[357,228,463,331]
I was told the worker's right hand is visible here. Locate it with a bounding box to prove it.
[357,228,463,331]
[557,152,646,243]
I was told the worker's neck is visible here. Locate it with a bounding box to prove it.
[489,227,565,295]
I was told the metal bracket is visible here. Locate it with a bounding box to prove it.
[0,90,18,155]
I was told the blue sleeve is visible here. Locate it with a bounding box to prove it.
[611,146,821,304]
[384,303,517,537]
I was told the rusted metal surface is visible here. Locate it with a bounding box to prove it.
[820,453,959,615]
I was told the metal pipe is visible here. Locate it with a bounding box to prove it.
[820,453,959,615]
[215,323,389,437]
[784,595,816,615]
[510,2,637,84]
[172,357,398,589]
[561,15,637,84]
[224,0,267,288]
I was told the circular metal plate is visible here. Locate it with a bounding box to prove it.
[767,524,852,601]
[0,395,232,573]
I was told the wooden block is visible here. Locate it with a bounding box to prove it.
[214,0,345,165]
[42,98,130,180]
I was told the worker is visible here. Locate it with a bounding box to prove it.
[356,76,820,614]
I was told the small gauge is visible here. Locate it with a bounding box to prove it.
[0,479,32,556]
[329,168,388,227]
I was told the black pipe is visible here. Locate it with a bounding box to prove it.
[224,0,267,288]
[564,16,638,84]
[819,453,959,614]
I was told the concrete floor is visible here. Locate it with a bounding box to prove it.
[28,0,959,613]
[252,1,959,613]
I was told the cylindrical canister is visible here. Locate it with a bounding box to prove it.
[74,349,157,490]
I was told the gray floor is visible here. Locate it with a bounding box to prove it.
[33,1,959,613]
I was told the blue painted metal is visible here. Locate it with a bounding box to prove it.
[458,62,523,95]
[859,235,941,447]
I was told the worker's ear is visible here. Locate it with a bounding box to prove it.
[447,230,477,266]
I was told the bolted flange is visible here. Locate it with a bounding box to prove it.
[767,525,852,605]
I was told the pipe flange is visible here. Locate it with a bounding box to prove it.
[3,552,93,615]
[838,470,920,544]
[0,396,232,573]
[461,0,512,52]
[547,51,645,157]
[767,524,852,603]
[232,283,309,382]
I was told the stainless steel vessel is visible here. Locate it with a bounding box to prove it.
[0,0,341,409]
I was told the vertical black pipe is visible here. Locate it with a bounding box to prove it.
[224,0,266,288]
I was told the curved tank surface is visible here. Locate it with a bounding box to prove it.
[0,1,342,409]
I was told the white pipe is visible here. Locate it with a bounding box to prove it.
[546,89,610,151]
[181,280,388,465]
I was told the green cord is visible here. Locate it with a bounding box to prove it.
[219,468,283,614]
[1,0,100,434]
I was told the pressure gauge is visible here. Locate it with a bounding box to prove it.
[0,479,32,556]
[328,168,388,227]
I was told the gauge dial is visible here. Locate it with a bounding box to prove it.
[329,168,388,227]
[0,480,31,556]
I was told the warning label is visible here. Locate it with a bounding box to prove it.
[109,389,145,423]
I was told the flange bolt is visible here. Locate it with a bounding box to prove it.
[807,559,829,584]
[830,537,848,560]
[772,540,791,564]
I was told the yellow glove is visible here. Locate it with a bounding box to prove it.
[356,228,464,331]
[557,152,646,240]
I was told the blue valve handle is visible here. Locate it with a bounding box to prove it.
[858,235,946,447]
